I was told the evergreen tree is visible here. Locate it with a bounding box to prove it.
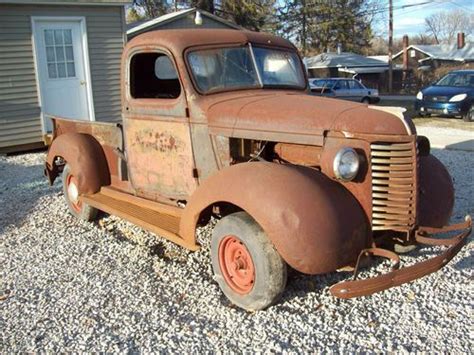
[191,0,215,13]
[217,0,277,32]
[126,7,145,23]
[132,0,169,19]
[279,0,374,56]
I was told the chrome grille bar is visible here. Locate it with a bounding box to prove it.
[371,141,417,231]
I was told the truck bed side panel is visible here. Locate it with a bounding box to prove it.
[51,117,123,179]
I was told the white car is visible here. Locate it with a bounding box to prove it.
[309,78,380,104]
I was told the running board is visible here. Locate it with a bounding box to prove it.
[81,188,198,251]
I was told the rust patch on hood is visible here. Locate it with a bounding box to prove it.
[204,91,411,140]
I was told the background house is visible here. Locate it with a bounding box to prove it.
[304,51,402,92]
[0,0,130,153]
[393,33,473,71]
[127,7,240,39]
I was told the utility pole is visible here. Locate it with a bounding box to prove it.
[302,0,307,56]
[388,0,393,94]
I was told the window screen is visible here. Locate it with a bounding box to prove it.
[129,53,181,99]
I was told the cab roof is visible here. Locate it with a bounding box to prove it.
[126,29,297,54]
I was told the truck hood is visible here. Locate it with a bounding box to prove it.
[205,92,413,141]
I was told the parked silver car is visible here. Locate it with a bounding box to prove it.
[309,78,380,104]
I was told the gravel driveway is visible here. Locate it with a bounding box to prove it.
[1,150,473,352]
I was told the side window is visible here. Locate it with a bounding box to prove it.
[334,80,347,90]
[129,52,181,99]
[349,80,363,90]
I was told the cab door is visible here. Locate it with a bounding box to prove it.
[123,49,197,201]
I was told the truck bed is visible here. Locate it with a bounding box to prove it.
[50,116,128,190]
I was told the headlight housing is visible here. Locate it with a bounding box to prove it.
[333,148,360,181]
[449,93,467,102]
[416,91,423,100]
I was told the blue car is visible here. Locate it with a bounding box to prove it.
[415,70,474,122]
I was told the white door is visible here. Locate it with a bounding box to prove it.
[33,19,93,132]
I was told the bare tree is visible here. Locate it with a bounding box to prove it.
[425,9,473,44]
[412,33,436,45]
[132,0,169,19]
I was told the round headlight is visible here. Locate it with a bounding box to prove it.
[416,91,423,100]
[333,148,360,181]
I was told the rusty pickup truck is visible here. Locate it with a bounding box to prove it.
[45,29,471,311]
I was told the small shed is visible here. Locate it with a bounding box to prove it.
[127,8,240,39]
[0,0,130,153]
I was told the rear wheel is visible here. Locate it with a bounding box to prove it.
[211,212,287,311]
[62,164,98,221]
[463,105,473,122]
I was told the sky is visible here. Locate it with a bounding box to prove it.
[373,0,473,38]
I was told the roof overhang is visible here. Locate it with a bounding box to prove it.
[338,67,390,74]
[0,0,131,5]
[127,7,240,36]
[307,64,389,70]
[393,45,435,60]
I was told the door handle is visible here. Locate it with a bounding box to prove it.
[80,80,86,86]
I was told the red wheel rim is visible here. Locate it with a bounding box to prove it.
[218,235,255,294]
[66,173,82,213]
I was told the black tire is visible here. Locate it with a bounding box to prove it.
[211,212,287,311]
[463,105,473,122]
[62,164,98,221]
[361,97,370,104]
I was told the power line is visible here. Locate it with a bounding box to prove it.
[446,0,474,12]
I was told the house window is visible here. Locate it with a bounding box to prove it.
[129,53,181,99]
[44,29,76,79]
[410,49,416,58]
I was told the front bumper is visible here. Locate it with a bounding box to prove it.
[330,215,472,298]
[415,100,467,115]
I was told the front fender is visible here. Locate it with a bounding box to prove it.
[45,133,110,195]
[418,154,454,228]
[180,162,370,274]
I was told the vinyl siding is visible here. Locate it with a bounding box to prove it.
[0,4,126,150]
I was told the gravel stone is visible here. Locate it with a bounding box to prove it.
[0,148,472,352]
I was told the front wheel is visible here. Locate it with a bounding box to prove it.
[62,164,98,221]
[361,97,370,104]
[211,212,287,311]
[463,105,473,122]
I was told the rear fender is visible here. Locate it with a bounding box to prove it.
[180,162,370,274]
[45,133,110,195]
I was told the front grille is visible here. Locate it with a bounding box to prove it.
[370,141,418,231]
[425,95,449,102]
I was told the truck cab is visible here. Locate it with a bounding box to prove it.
[45,29,471,311]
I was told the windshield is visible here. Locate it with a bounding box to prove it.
[187,45,306,93]
[436,72,474,87]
